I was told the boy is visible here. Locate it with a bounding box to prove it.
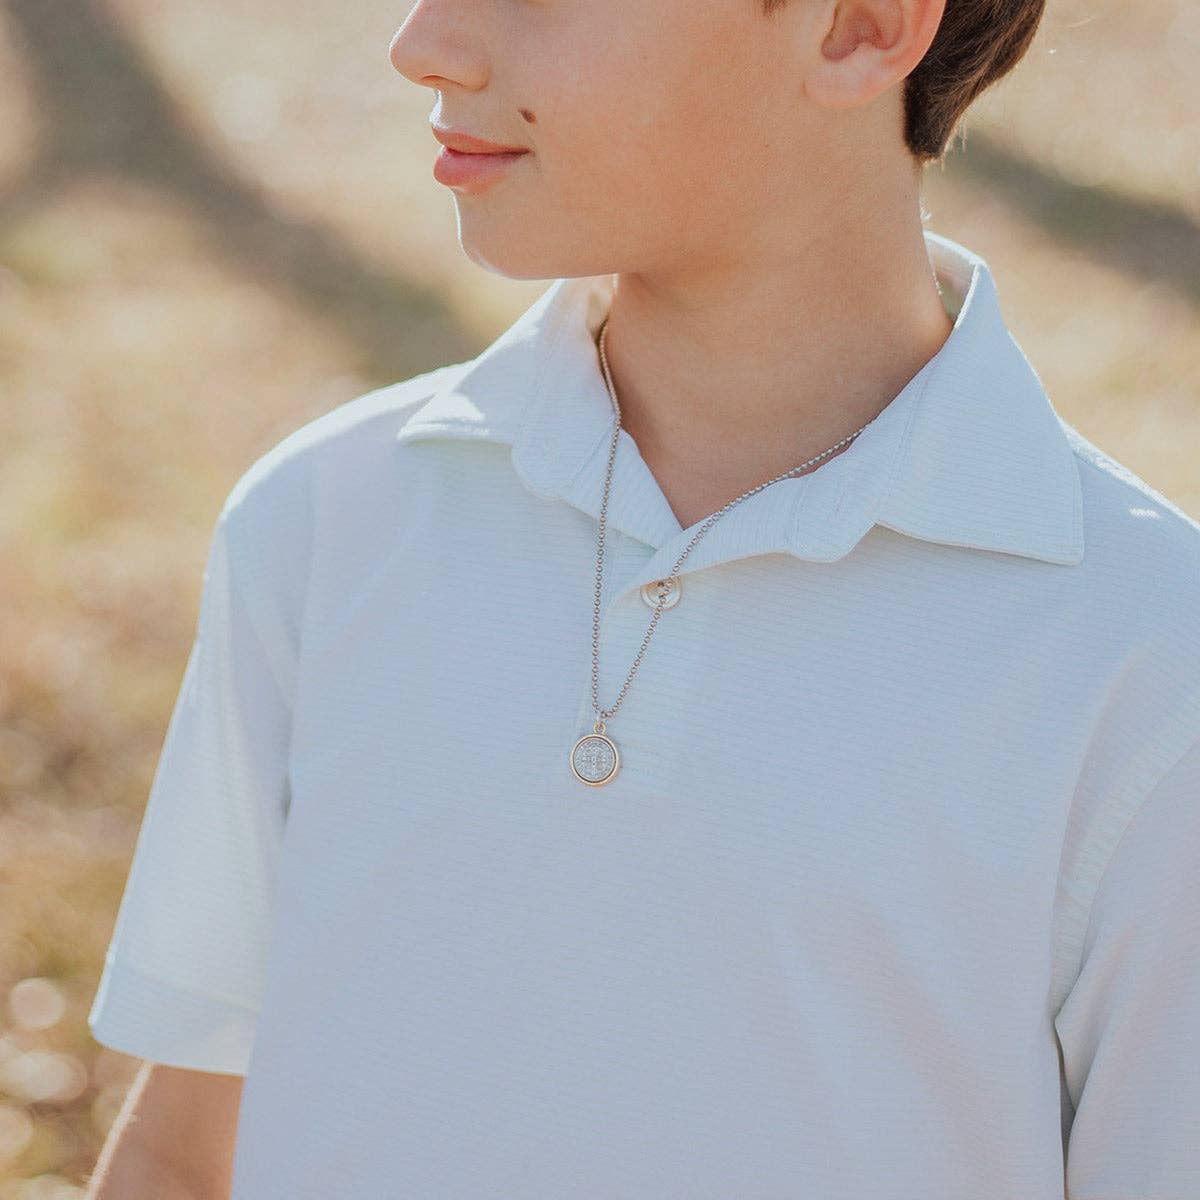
[87,0,1200,1197]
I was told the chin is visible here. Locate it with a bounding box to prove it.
[456,229,603,282]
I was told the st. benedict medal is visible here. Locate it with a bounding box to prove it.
[570,723,620,786]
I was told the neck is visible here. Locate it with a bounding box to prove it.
[599,217,955,495]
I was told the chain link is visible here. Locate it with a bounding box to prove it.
[589,313,878,728]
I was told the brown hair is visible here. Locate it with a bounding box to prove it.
[762,0,1048,165]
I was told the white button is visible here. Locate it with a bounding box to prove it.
[640,576,682,609]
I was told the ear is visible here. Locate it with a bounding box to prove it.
[803,0,947,110]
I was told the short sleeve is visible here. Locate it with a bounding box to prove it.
[1054,732,1200,1200]
[87,503,293,1076]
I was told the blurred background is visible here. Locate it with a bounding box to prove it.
[0,0,1197,1193]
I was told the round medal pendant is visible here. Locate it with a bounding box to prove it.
[570,728,620,786]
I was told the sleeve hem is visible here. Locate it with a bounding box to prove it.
[87,954,260,1077]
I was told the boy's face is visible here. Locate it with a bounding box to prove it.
[390,0,864,281]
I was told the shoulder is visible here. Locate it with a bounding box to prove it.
[1063,419,1200,622]
[220,362,467,529]
[1060,418,1200,772]
[204,362,470,616]
[1051,425,1200,1000]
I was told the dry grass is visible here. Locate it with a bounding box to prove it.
[0,1,1196,1192]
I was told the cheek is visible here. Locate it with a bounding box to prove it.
[525,30,749,226]
[534,75,650,194]
[552,93,708,231]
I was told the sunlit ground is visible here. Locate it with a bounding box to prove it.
[0,0,1196,1192]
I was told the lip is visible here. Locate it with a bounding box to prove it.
[432,142,529,192]
[430,126,529,154]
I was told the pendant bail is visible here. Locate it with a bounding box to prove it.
[593,718,606,735]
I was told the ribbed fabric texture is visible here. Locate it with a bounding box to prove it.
[88,232,1200,1200]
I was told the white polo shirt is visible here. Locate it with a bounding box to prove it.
[89,230,1200,1200]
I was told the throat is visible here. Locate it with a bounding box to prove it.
[633,437,852,533]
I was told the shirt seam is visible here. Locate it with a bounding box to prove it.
[1077,725,1200,955]
[218,506,295,718]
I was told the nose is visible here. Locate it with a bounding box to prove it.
[388,1,485,91]
[387,5,434,83]
[387,7,420,80]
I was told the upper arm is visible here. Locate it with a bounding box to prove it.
[1054,732,1200,1199]
[88,497,294,1075]
[91,1061,244,1199]
[134,1062,244,1177]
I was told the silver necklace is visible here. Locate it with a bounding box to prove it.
[569,314,879,787]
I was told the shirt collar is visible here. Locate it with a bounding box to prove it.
[396,230,1084,591]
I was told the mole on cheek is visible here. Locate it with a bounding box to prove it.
[518,107,537,124]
